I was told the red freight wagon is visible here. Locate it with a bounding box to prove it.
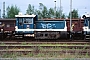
[66,19,84,39]
[0,19,16,39]
[66,19,84,32]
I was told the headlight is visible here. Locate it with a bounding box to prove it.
[85,27,87,29]
[1,29,3,32]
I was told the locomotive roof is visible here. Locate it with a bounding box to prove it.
[15,12,36,17]
[84,12,90,17]
[15,14,36,17]
[39,18,84,20]
[0,18,84,21]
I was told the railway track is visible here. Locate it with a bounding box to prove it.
[0,41,90,45]
[0,42,90,58]
[1,38,90,42]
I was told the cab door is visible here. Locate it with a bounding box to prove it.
[18,18,24,29]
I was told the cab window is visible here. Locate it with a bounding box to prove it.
[19,18,23,25]
[23,18,33,24]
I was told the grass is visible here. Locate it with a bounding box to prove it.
[1,52,18,58]
[85,52,90,58]
[64,58,74,60]
[21,42,27,45]
[1,51,90,58]
[0,42,89,46]
[27,52,34,57]
[2,45,89,51]
[0,42,90,58]
[0,44,89,47]
[83,46,86,49]
[0,42,5,45]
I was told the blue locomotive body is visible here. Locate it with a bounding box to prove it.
[36,20,65,29]
[82,13,90,40]
[35,20,67,39]
[83,18,90,31]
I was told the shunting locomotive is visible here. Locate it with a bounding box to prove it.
[15,12,67,39]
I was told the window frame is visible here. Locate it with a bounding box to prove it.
[23,17,33,24]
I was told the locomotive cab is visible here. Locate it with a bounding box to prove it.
[15,13,37,38]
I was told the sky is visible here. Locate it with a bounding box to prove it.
[0,0,90,17]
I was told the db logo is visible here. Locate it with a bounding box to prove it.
[41,23,56,29]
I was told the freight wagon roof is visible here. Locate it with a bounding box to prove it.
[0,19,16,21]
[15,15,36,17]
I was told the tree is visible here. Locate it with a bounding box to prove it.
[56,8,63,18]
[34,9,42,19]
[34,3,49,19]
[26,4,35,15]
[6,5,20,18]
[26,3,66,19]
[39,3,48,19]
[48,8,55,18]
[61,13,66,19]
[41,6,48,18]
[68,9,79,19]
[55,7,65,19]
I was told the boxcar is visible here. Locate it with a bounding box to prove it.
[66,19,84,39]
[0,19,15,39]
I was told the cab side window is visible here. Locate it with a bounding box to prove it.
[23,18,33,24]
[19,18,23,25]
